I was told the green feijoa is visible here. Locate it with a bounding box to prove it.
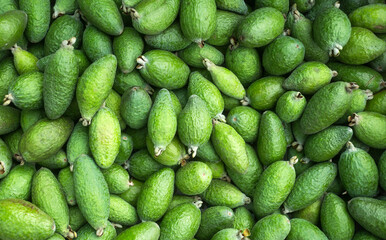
[47,233,65,240]
[113,27,144,73]
[283,61,336,95]
[245,76,285,111]
[101,164,131,194]
[287,218,328,240]
[3,128,22,159]
[292,197,322,226]
[126,127,147,150]
[168,195,200,210]
[32,168,75,238]
[288,147,313,174]
[253,159,297,218]
[78,0,123,36]
[178,43,224,69]
[113,70,153,95]
[180,0,216,43]
[20,109,45,132]
[370,49,386,73]
[53,0,78,18]
[114,133,133,165]
[286,6,329,63]
[321,193,355,240]
[0,10,27,50]
[257,111,287,166]
[196,140,221,163]
[173,88,189,107]
[346,136,370,152]
[0,57,18,97]
[82,25,113,62]
[90,107,121,169]
[380,151,386,191]
[178,95,212,157]
[121,87,152,130]
[44,39,79,120]
[258,0,290,12]
[39,149,68,170]
[313,7,351,57]
[105,90,126,130]
[188,71,225,120]
[73,155,110,237]
[19,118,73,163]
[327,62,385,93]
[211,228,249,240]
[352,230,381,240]
[44,14,84,55]
[28,42,45,59]
[0,138,12,179]
[290,0,315,12]
[284,162,337,213]
[146,136,188,166]
[66,122,90,166]
[349,111,386,149]
[0,105,20,135]
[216,0,248,14]
[160,202,201,240]
[250,214,290,240]
[0,199,56,240]
[283,118,293,146]
[348,197,386,239]
[176,161,212,195]
[76,222,117,240]
[339,142,379,197]
[76,54,117,125]
[109,195,138,226]
[227,144,263,197]
[115,221,160,240]
[137,168,174,221]
[196,206,235,240]
[337,27,386,64]
[0,164,35,200]
[304,126,353,162]
[152,89,182,116]
[0,0,18,14]
[58,167,76,206]
[63,97,82,121]
[227,106,260,143]
[119,179,143,207]
[200,179,251,208]
[144,22,191,51]
[300,82,357,134]
[206,161,227,179]
[349,4,386,33]
[233,207,254,231]
[19,0,50,43]
[326,177,345,196]
[211,122,249,173]
[37,49,90,74]
[225,45,262,87]
[337,89,373,124]
[203,58,246,100]
[207,10,244,46]
[262,36,305,76]
[137,50,190,90]
[275,91,306,123]
[125,149,163,181]
[235,7,285,48]
[366,90,386,114]
[4,71,44,110]
[129,0,179,35]
[11,45,38,74]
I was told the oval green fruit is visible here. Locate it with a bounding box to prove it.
[250,214,291,240]
[0,10,27,50]
[246,76,285,111]
[115,221,160,240]
[176,161,212,195]
[19,0,50,43]
[287,218,328,240]
[82,25,113,62]
[196,206,235,240]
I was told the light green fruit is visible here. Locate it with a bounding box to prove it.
[109,195,138,226]
[19,0,50,43]
[0,10,27,50]
[178,43,224,69]
[275,91,306,123]
[82,25,113,62]
[11,45,38,75]
[250,214,291,240]
[176,161,212,195]
[226,106,261,143]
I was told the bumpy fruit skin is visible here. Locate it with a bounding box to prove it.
[235,7,285,48]
[176,161,212,195]
[121,87,152,130]
[0,0,18,14]
[348,197,386,239]
[292,197,322,225]
[0,199,56,240]
[119,179,143,207]
[39,150,68,170]
[227,106,260,143]
[0,106,20,135]
[366,90,386,114]
[0,10,27,50]
[350,111,386,149]
[287,218,328,240]
[0,57,18,97]
[115,221,160,240]
[276,91,306,123]
[66,122,90,165]
[0,137,12,179]
[58,167,76,206]
[78,0,123,36]
[246,76,285,111]
[233,207,254,231]
[144,22,191,51]
[250,214,291,240]
[11,45,39,75]
[53,0,78,17]
[179,43,224,69]
[352,230,380,240]
[76,222,116,240]
[196,206,235,240]
[109,195,138,227]
[196,141,221,163]
[82,25,113,62]
[146,136,187,166]
[210,228,245,240]
[126,149,163,181]
[113,70,150,95]
[19,0,50,43]
[349,4,386,33]
[207,10,244,46]
[102,164,131,194]
[0,164,35,200]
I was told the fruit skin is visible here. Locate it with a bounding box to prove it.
[337,27,386,65]
[119,179,143,208]
[159,203,201,240]
[339,142,379,197]
[180,0,216,43]
[0,198,56,240]
[19,118,74,163]
[276,91,306,123]
[380,151,386,191]
[0,106,20,135]
[146,136,187,166]
[82,25,113,62]
[196,206,235,240]
[207,10,244,46]
[211,122,249,174]
[76,222,117,240]
[115,221,160,240]
[114,133,133,165]
[292,197,322,225]
[227,106,261,143]
[235,7,285,48]
[348,197,386,239]
[253,160,296,218]
[121,87,152,130]
[44,40,79,120]
[66,122,90,166]
[144,22,191,51]
[210,228,245,240]
[349,4,386,33]
[366,90,386,114]
[53,0,78,17]
[73,155,110,236]
[0,0,18,14]
[0,137,12,179]
[76,54,117,125]
[0,10,27,50]
[137,168,174,221]
[233,207,254,231]
[284,162,337,213]
[246,76,285,111]
[0,164,35,200]
[20,109,45,132]
[109,195,138,226]
[250,214,291,240]
[352,230,380,240]
[256,0,289,13]
[11,45,39,75]
[179,43,224,69]
[32,168,74,238]
[0,57,18,97]
[78,0,123,36]
[304,126,353,162]
[320,193,355,240]
[137,50,190,90]
[89,107,121,169]
[196,141,221,163]
[39,149,68,170]
[3,128,22,160]
[125,149,163,181]
[58,167,76,206]
[350,111,386,149]
[176,161,212,195]
[113,70,151,95]
[300,82,355,134]
[19,0,50,43]
[337,89,373,124]
[287,218,328,240]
